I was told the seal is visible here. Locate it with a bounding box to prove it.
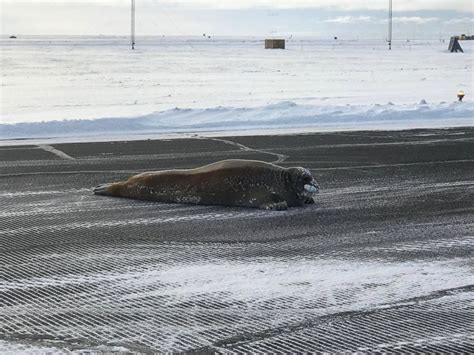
[93,159,319,210]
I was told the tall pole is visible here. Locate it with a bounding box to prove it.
[131,0,135,50]
[388,0,393,50]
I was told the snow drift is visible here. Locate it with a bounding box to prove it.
[1,101,472,140]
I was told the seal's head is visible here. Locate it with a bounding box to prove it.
[286,167,320,203]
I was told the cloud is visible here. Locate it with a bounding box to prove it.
[1,0,473,12]
[393,16,439,24]
[325,16,375,24]
[324,16,440,26]
[443,17,474,25]
[1,1,470,37]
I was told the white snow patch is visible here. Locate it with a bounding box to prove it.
[4,256,470,314]
[126,258,471,307]
[0,340,131,354]
[0,341,65,354]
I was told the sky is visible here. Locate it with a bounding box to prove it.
[1,0,473,39]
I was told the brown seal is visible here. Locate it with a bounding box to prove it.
[93,159,319,210]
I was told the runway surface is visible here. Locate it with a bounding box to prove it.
[1,128,473,353]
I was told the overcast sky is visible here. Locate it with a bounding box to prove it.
[1,0,473,38]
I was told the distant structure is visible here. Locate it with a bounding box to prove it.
[459,34,474,40]
[388,0,393,50]
[9,35,17,39]
[131,0,136,50]
[448,37,464,53]
[265,39,285,49]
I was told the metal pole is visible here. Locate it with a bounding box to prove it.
[131,0,135,50]
[388,0,392,50]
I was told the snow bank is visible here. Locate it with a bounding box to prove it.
[2,37,472,126]
[1,101,472,140]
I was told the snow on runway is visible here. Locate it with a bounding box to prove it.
[1,232,472,352]
[1,165,473,352]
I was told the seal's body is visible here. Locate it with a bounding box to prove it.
[93,159,319,210]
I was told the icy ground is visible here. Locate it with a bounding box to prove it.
[0,129,473,352]
[0,36,473,140]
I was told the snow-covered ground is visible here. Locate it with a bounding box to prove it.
[1,36,472,141]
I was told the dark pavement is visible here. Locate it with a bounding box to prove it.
[0,128,473,353]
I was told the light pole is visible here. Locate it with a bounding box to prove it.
[131,0,136,50]
[388,0,393,50]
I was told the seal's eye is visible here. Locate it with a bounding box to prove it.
[302,175,312,183]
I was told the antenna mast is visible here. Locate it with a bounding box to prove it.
[131,0,136,50]
[388,0,392,50]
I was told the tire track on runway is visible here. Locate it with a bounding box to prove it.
[193,286,474,353]
[36,145,75,160]
[200,137,288,163]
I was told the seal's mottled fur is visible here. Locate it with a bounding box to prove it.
[93,159,319,210]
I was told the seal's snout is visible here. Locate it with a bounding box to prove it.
[304,184,318,193]
[304,179,320,194]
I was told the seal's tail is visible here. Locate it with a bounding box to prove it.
[93,183,120,197]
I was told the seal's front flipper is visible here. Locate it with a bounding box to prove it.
[258,193,288,211]
[93,183,116,196]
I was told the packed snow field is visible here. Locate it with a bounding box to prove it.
[1,36,472,140]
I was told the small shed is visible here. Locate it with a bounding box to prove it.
[265,39,285,49]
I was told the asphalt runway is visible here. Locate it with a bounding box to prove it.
[1,127,473,353]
